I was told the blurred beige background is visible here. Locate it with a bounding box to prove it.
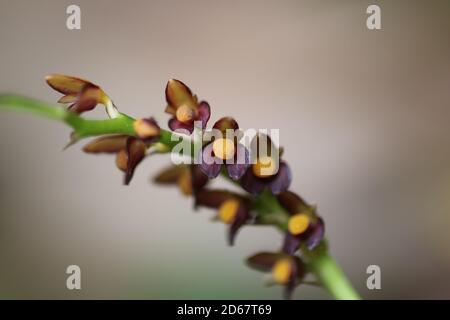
[1,0,450,299]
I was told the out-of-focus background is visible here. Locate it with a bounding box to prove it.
[0,0,449,299]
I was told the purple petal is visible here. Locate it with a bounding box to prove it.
[282,233,302,255]
[226,144,250,180]
[306,218,325,251]
[213,117,239,133]
[246,252,286,272]
[124,137,146,185]
[283,257,305,300]
[168,118,194,134]
[283,269,297,300]
[191,165,209,194]
[196,101,211,129]
[269,162,292,194]
[68,98,97,114]
[228,205,249,246]
[195,189,234,209]
[277,191,311,216]
[240,169,266,195]
[199,143,222,179]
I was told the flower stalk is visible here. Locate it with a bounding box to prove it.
[307,247,361,300]
[0,92,361,300]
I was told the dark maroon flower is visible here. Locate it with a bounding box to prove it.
[195,189,252,245]
[46,74,119,118]
[153,164,208,196]
[199,117,249,180]
[277,191,325,254]
[241,134,292,195]
[83,135,145,185]
[165,79,210,134]
[246,252,305,300]
[83,117,160,185]
[133,117,161,144]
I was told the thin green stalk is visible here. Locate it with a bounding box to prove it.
[0,95,137,138]
[253,189,361,300]
[0,95,67,120]
[0,95,190,149]
[0,94,361,300]
[308,248,361,300]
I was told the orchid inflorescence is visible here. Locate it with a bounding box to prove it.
[43,74,327,299]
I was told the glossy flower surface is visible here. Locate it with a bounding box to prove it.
[199,117,249,180]
[165,79,210,134]
[83,118,160,184]
[133,117,161,143]
[195,189,252,245]
[277,191,325,254]
[247,252,305,299]
[240,134,292,195]
[83,135,145,184]
[153,164,208,196]
[46,74,119,118]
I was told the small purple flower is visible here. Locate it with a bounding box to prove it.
[240,134,292,195]
[199,117,250,180]
[83,117,161,185]
[153,164,208,197]
[46,74,119,117]
[195,189,252,245]
[165,79,210,134]
[246,252,305,300]
[277,191,325,254]
[83,135,146,185]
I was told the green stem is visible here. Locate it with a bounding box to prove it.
[0,95,137,137]
[0,94,361,300]
[0,95,176,142]
[307,248,361,300]
[252,189,290,229]
[0,94,67,120]
[254,190,360,299]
